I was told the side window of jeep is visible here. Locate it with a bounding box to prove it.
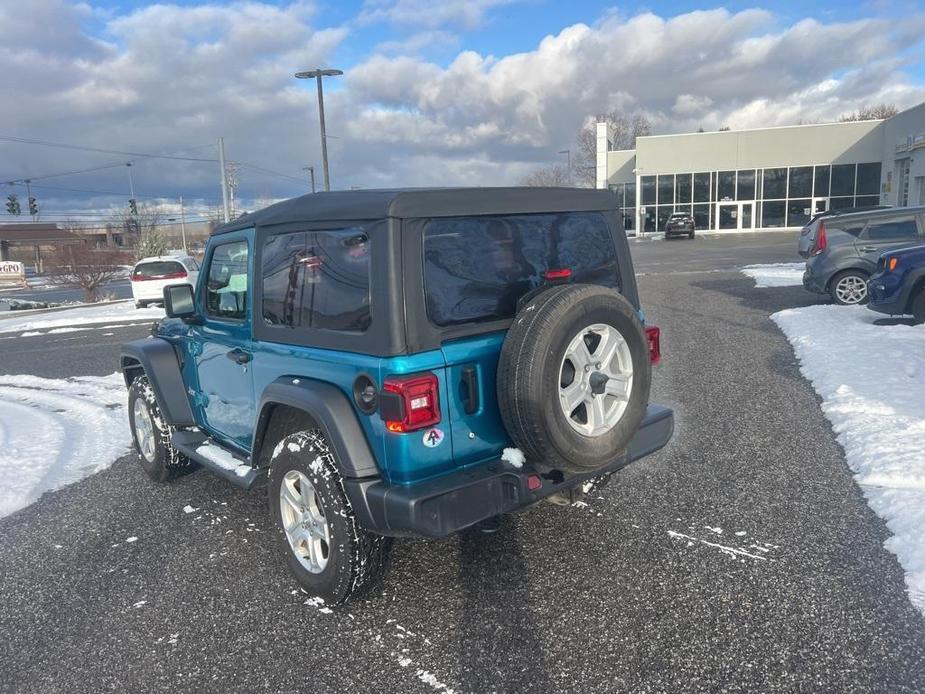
[205,240,249,320]
[261,228,371,332]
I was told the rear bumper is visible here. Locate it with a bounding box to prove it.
[802,267,827,294]
[345,404,674,538]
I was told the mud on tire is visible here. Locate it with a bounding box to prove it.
[497,284,651,474]
[268,430,391,606]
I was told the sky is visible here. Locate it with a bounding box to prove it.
[1,0,924,223]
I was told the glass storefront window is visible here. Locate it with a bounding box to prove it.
[609,184,624,205]
[762,200,786,227]
[788,167,813,198]
[855,195,880,208]
[693,173,710,202]
[657,175,674,206]
[641,176,656,205]
[657,206,673,231]
[718,171,736,200]
[829,196,855,210]
[676,174,692,203]
[693,204,710,230]
[763,168,787,199]
[625,182,636,206]
[814,165,830,197]
[622,209,635,231]
[856,163,881,196]
[831,164,856,196]
[643,206,656,232]
[787,199,812,227]
[737,170,755,200]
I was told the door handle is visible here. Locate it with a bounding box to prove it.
[860,246,876,252]
[462,366,480,415]
[226,348,252,365]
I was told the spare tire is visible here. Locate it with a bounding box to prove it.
[497,284,651,474]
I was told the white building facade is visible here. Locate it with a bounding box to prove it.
[597,101,925,233]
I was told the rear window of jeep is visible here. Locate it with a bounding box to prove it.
[423,212,620,327]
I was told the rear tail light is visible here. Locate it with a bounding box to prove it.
[812,221,827,256]
[544,268,572,280]
[645,326,661,365]
[381,373,441,432]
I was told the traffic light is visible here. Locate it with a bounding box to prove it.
[5,194,20,215]
[28,196,38,216]
[129,198,138,216]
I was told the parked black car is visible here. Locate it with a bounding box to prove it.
[665,212,695,239]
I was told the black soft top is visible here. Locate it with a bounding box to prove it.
[213,187,620,235]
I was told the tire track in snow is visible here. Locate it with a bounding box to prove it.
[0,372,130,518]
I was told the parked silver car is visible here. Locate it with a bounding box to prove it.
[802,206,925,305]
[798,206,891,259]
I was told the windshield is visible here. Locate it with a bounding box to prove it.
[423,212,620,327]
[134,261,185,278]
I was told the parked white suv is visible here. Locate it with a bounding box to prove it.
[130,255,199,308]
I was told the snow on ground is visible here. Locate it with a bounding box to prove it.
[0,301,163,335]
[773,304,925,615]
[0,373,130,518]
[741,262,805,287]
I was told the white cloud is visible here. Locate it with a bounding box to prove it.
[0,2,923,215]
[359,0,519,30]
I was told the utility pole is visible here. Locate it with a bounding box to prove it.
[303,166,316,193]
[179,196,188,253]
[559,149,571,170]
[295,69,343,192]
[218,137,231,223]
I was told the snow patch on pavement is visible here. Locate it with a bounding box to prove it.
[0,301,163,335]
[773,304,925,615]
[741,262,805,287]
[0,372,130,518]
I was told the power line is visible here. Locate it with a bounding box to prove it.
[2,161,129,185]
[238,162,307,184]
[0,135,219,162]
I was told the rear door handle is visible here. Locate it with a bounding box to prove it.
[462,366,480,415]
[860,246,877,253]
[226,348,252,365]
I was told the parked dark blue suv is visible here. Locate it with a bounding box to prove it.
[120,188,673,605]
[868,244,925,323]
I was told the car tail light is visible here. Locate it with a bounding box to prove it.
[645,326,661,365]
[812,221,827,256]
[381,373,441,432]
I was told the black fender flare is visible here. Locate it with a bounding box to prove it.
[253,377,380,479]
[120,338,196,427]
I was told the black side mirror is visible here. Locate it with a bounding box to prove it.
[164,284,197,321]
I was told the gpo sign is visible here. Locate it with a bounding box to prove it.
[0,260,26,287]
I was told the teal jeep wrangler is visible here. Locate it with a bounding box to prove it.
[120,187,673,605]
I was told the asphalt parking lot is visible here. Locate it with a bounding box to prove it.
[1,231,924,693]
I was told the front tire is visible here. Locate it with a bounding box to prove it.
[268,430,390,606]
[829,270,869,306]
[128,376,189,482]
[911,288,925,325]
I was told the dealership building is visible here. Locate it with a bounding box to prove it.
[595,101,925,233]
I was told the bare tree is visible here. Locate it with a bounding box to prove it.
[520,164,574,187]
[46,244,127,302]
[110,203,168,260]
[839,103,899,121]
[574,111,651,187]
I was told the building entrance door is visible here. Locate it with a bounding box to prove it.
[813,198,828,215]
[716,202,755,230]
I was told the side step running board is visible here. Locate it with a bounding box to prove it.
[172,430,267,490]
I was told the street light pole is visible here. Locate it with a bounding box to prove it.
[558,149,571,169]
[218,137,231,223]
[295,68,343,192]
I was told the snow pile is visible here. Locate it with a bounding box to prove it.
[0,372,131,518]
[741,262,805,287]
[0,301,163,335]
[773,304,925,614]
[501,447,525,469]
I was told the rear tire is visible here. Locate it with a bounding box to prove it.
[268,430,391,606]
[497,285,651,474]
[911,288,925,325]
[128,376,189,482]
[829,270,869,306]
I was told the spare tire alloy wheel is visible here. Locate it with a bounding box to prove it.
[559,324,633,436]
[497,284,651,474]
